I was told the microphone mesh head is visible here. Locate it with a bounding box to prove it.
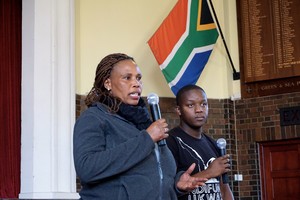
[147,93,159,105]
[217,138,226,149]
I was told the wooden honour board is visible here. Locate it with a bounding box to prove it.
[237,0,300,98]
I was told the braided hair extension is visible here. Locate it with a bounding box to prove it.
[85,53,135,112]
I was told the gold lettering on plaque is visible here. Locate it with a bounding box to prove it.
[240,0,300,83]
[238,0,300,98]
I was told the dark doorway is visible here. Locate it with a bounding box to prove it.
[259,138,300,200]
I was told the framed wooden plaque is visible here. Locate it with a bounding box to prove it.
[237,0,300,98]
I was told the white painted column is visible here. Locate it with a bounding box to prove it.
[20,0,79,198]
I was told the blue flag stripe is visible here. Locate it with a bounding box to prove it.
[170,50,212,94]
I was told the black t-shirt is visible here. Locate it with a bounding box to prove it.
[166,126,223,200]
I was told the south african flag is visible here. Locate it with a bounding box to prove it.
[148,0,219,95]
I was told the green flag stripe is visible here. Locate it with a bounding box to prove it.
[162,29,218,83]
[161,0,218,83]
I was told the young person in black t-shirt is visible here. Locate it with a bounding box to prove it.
[166,85,234,200]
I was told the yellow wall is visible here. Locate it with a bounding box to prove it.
[75,0,240,99]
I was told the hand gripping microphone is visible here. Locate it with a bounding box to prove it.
[216,138,229,184]
[147,93,166,146]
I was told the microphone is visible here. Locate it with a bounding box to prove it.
[216,138,229,184]
[147,93,166,146]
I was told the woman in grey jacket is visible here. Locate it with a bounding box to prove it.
[73,53,207,200]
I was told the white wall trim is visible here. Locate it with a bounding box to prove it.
[20,0,79,198]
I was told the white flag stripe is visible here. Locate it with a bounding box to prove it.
[159,0,192,70]
[168,44,215,87]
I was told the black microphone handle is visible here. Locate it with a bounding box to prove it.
[157,139,166,146]
[219,148,229,184]
[220,148,226,156]
[222,171,229,184]
[149,104,161,121]
[149,104,166,146]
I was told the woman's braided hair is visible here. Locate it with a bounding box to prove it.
[85,53,135,112]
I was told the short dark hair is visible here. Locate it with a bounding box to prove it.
[176,85,206,105]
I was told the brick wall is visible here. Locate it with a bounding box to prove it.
[233,92,300,199]
[75,92,300,199]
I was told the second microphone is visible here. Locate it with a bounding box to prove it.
[147,93,166,146]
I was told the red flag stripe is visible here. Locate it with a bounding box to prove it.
[148,0,188,65]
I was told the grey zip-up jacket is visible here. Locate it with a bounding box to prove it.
[73,103,181,200]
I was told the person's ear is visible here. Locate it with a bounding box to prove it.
[104,79,111,91]
[175,106,181,116]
